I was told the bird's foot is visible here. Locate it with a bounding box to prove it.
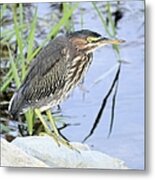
[51,133,80,153]
[39,132,80,153]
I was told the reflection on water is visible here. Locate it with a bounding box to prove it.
[1,1,144,170]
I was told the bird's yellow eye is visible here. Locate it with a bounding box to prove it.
[87,36,100,43]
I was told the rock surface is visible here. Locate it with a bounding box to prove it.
[1,138,49,167]
[1,136,128,169]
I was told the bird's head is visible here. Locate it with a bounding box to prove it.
[68,29,125,53]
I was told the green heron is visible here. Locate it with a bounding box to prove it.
[9,29,124,149]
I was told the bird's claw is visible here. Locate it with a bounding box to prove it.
[51,133,80,153]
[40,131,80,153]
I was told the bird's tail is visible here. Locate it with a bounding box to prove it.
[8,89,26,119]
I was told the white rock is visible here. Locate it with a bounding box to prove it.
[1,138,49,167]
[12,136,128,169]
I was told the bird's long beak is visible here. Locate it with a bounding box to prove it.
[98,37,125,45]
[87,37,125,53]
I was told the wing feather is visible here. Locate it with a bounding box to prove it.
[22,36,69,101]
[9,35,74,115]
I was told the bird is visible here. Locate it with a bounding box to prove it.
[8,29,124,149]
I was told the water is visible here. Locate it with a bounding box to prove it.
[2,1,145,170]
[57,1,144,170]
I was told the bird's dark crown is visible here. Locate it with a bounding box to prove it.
[67,29,102,39]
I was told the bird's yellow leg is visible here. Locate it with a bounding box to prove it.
[46,109,59,137]
[34,108,59,146]
[34,109,51,133]
[46,109,76,151]
[35,108,78,152]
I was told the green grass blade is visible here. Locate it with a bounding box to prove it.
[19,4,24,26]
[63,3,70,31]
[8,45,21,88]
[12,6,23,57]
[62,3,75,32]
[92,2,121,60]
[1,4,7,18]
[27,8,38,61]
[12,5,25,81]
[92,2,113,37]
[0,74,13,92]
[106,2,116,36]
[0,69,13,92]
[25,109,34,135]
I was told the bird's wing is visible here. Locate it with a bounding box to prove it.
[21,36,70,104]
[24,36,68,82]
